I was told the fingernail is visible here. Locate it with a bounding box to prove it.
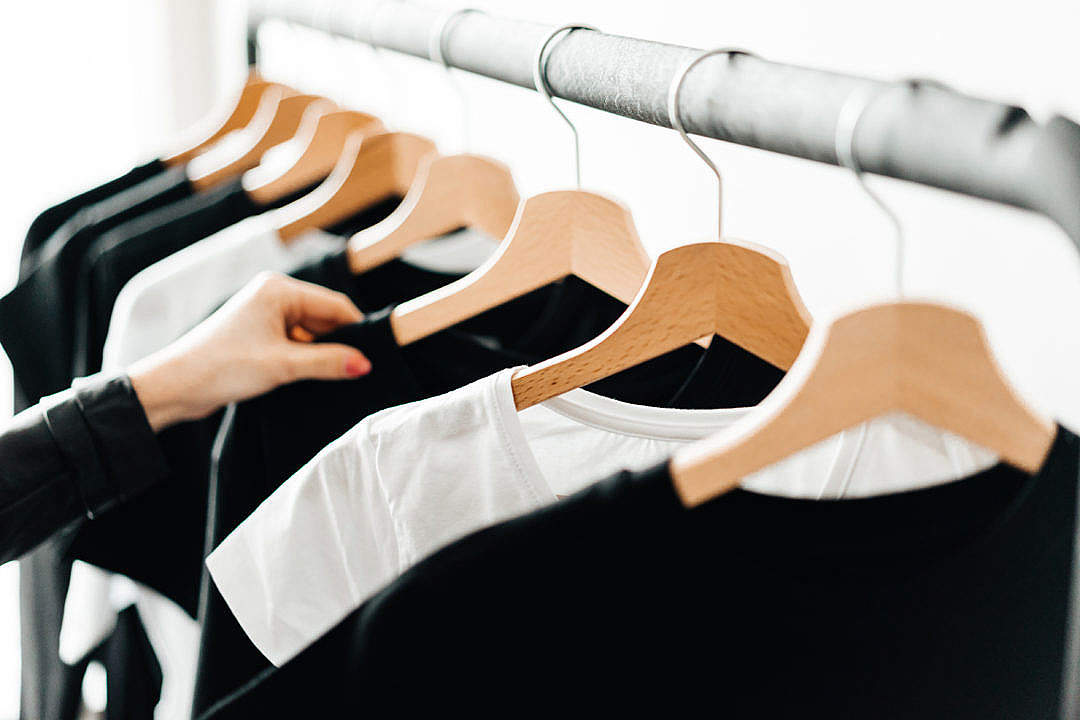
[345,355,371,377]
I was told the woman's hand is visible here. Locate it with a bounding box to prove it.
[128,273,371,431]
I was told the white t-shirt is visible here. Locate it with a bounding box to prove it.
[206,367,996,667]
[102,214,336,368]
[68,214,495,720]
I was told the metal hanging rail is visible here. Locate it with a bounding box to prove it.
[247,1,1080,245]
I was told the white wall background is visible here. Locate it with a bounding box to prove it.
[0,0,1078,715]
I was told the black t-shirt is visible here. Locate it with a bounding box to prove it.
[70,186,401,377]
[0,164,194,408]
[202,426,1080,720]
[19,159,168,278]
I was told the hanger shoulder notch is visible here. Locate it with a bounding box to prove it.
[347,154,519,274]
[389,190,651,348]
[164,70,279,166]
[510,238,812,411]
[510,242,720,410]
[712,239,812,370]
[245,110,384,205]
[275,132,437,242]
[671,301,1056,507]
[189,93,330,191]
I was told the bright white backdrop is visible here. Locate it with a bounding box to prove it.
[1,0,1078,715]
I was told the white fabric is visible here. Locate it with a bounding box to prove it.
[103,214,338,369]
[66,215,496,720]
[206,367,996,667]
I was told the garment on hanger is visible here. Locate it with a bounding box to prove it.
[71,175,327,378]
[7,160,195,720]
[19,159,169,278]
[200,426,1080,720]
[207,366,995,667]
[0,164,195,407]
[191,276,779,715]
[99,198,493,370]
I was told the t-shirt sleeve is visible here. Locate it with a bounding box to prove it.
[204,421,400,667]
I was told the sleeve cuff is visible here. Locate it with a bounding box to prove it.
[42,374,169,519]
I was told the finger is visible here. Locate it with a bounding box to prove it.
[294,315,358,338]
[278,277,363,330]
[285,343,372,381]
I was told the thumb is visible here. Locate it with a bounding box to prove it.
[284,343,372,381]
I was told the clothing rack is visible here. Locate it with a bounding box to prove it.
[246,1,1080,246]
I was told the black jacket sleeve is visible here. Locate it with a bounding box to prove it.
[0,373,168,564]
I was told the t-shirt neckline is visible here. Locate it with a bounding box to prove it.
[485,367,864,503]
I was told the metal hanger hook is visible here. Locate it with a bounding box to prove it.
[534,24,599,188]
[667,47,755,240]
[429,8,485,152]
[834,81,911,297]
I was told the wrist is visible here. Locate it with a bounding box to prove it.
[128,353,207,432]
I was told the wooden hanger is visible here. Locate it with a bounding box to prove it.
[389,190,652,346]
[508,47,811,410]
[243,110,385,206]
[668,81,1056,507]
[510,240,811,409]
[163,70,287,166]
[341,13,520,271]
[187,91,331,192]
[347,153,520,274]
[669,301,1056,506]
[388,26,648,345]
[274,131,438,242]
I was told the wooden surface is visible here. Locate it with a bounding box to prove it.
[510,240,812,409]
[670,301,1056,506]
[390,190,651,346]
[274,131,438,241]
[163,70,280,167]
[187,92,329,192]
[347,154,520,273]
[244,110,384,206]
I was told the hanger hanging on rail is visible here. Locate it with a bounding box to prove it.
[271,129,438,240]
[669,79,1056,508]
[186,89,332,191]
[241,1,387,205]
[243,109,385,205]
[163,70,288,167]
[347,8,520,274]
[389,24,652,346]
[271,0,439,241]
[509,48,812,410]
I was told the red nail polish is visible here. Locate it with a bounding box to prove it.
[345,356,371,377]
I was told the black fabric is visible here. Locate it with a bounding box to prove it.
[667,333,785,409]
[20,159,167,278]
[70,180,397,377]
[99,606,163,720]
[8,162,185,720]
[0,164,193,409]
[203,426,1080,720]
[0,374,167,567]
[191,269,784,715]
